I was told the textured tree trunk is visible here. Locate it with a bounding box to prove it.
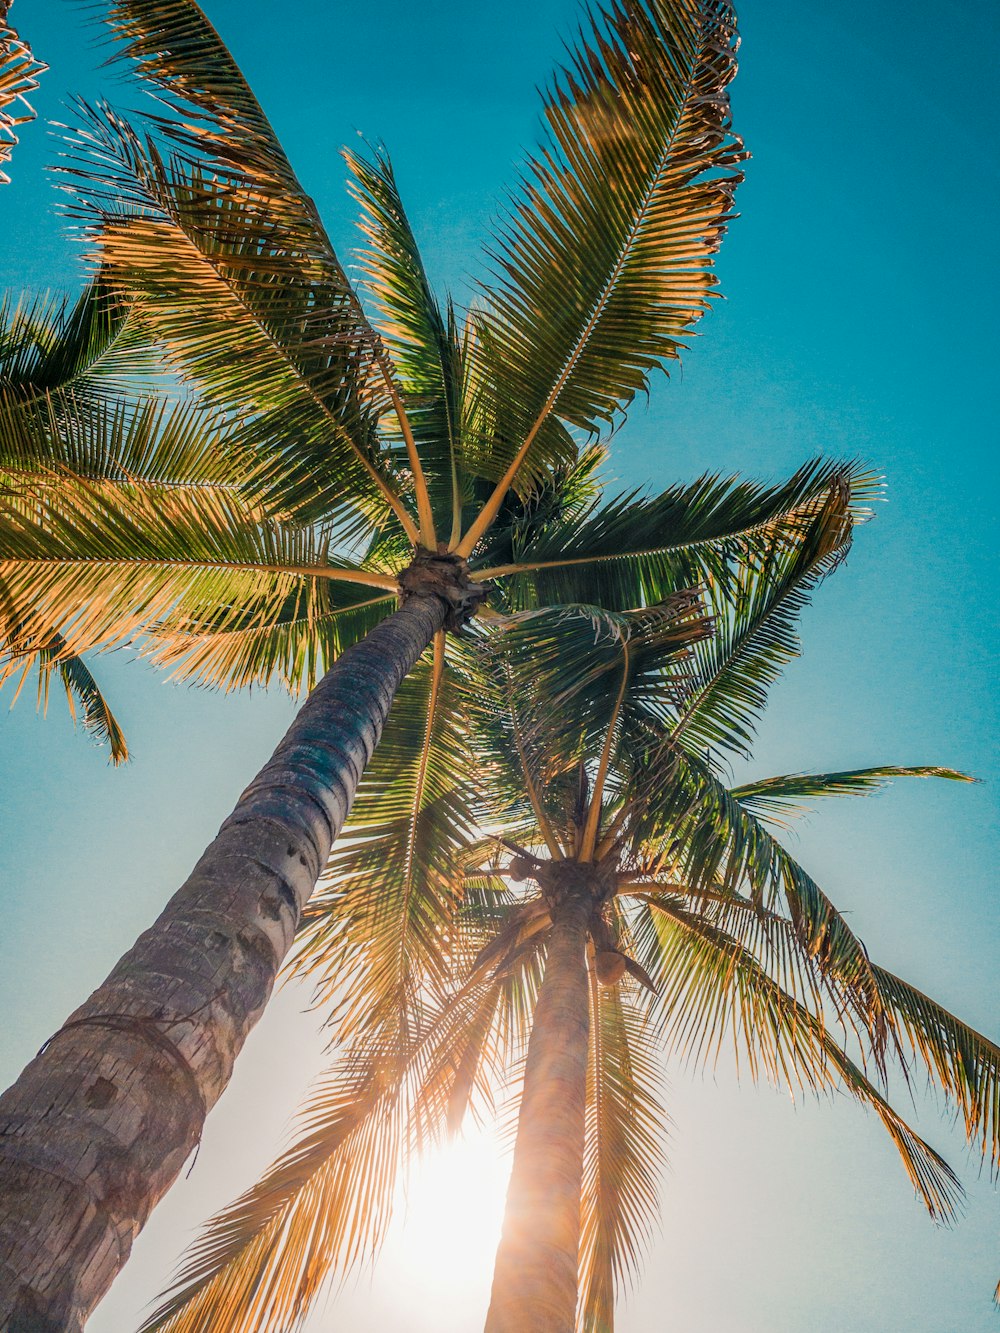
[484,889,591,1333]
[0,594,446,1332]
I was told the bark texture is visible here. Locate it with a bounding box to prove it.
[484,889,592,1333]
[0,594,446,1331]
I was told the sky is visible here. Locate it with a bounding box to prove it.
[0,0,998,1329]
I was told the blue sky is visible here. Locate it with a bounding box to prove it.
[1,1,997,1329]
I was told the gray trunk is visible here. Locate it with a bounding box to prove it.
[0,594,446,1331]
[484,890,591,1333]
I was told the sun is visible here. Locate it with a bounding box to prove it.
[385,1126,511,1306]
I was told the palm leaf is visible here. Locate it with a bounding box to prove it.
[139,977,509,1333]
[458,0,745,550]
[579,974,666,1333]
[8,626,129,763]
[671,475,858,761]
[0,277,153,401]
[346,145,463,541]
[0,457,391,666]
[733,766,976,826]
[632,895,963,1221]
[477,458,880,612]
[62,100,411,536]
[0,8,45,184]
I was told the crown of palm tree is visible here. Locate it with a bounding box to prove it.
[2,0,749,675]
[135,488,994,1333]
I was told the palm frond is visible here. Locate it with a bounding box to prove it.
[458,0,745,551]
[477,459,880,612]
[347,145,462,541]
[0,459,387,667]
[733,766,976,827]
[872,966,1000,1171]
[672,475,857,760]
[629,746,893,1061]
[61,100,410,536]
[579,974,666,1332]
[140,977,508,1333]
[0,9,45,184]
[632,895,962,1221]
[0,276,155,401]
[5,625,128,762]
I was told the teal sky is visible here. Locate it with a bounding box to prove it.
[1,2,997,1330]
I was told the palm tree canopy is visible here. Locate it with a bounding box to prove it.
[1,0,748,674]
[137,481,994,1333]
[2,0,754,759]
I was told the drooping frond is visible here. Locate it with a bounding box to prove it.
[872,965,1000,1172]
[0,8,45,184]
[5,626,128,763]
[631,895,963,1221]
[458,0,745,551]
[733,766,976,828]
[140,976,510,1333]
[579,974,666,1332]
[633,746,893,1061]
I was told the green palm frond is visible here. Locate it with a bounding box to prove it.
[733,766,976,826]
[494,596,710,780]
[0,457,390,665]
[672,475,858,761]
[99,0,315,197]
[579,975,666,1333]
[0,391,242,496]
[347,145,464,539]
[872,965,1000,1171]
[147,583,396,694]
[458,0,744,551]
[0,9,45,184]
[481,459,879,612]
[5,625,128,763]
[0,277,154,400]
[634,746,892,1058]
[631,895,963,1221]
[62,100,409,535]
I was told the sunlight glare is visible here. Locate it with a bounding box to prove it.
[387,1127,510,1307]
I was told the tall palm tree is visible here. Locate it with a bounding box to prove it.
[0,1,45,185]
[0,0,777,1323]
[134,489,996,1333]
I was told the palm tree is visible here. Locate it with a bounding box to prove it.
[133,488,997,1333]
[0,1,45,185]
[0,0,776,1322]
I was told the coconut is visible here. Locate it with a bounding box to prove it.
[595,950,628,987]
[507,854,535,882]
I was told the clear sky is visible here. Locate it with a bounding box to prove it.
[1,2,998,1330]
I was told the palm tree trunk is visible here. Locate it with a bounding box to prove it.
[0,593,446,1332]
[484,888,591,1333]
